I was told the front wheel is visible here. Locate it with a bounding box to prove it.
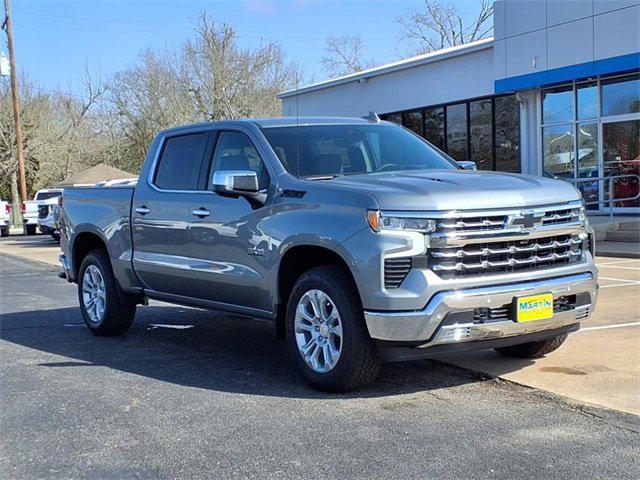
[78,249,136,336]
[286,266,380,392]
[495,333,568,359]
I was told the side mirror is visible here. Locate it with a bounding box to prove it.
[457,160,477,170]
[212,170,259,197]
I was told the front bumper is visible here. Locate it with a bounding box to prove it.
[364,272,597,346]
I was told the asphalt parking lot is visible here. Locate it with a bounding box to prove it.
[1,235,639,479]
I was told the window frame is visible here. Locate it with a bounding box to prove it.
[380,92,520,173]
[206,129,272,192]
[149,129,214,193]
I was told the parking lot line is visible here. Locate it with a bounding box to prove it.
[579,322,640,332]
[600,282,640,289]
[598,265,640,271]
[598,276,637,281]
[596,259,640,266]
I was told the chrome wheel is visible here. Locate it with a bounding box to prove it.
[294,289,343,373]
[82,265,106,324]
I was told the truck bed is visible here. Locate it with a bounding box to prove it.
[61,185,137,289]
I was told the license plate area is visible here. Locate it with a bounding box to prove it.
[514,293,554,323]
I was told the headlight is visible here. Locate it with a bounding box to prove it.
[366,210,436,233]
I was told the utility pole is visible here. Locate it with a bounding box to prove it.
[3,0,27,203]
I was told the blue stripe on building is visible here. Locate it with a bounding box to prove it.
[495,52,640,93]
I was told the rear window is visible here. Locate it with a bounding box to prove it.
[35,191,61,201]
[154,133,209,190]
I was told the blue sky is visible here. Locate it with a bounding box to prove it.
[11,0,488,97]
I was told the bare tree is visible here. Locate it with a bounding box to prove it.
[396,0,493,55]
[0,12,302,199]
[321,35,374,77]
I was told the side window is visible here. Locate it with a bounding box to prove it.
[154,132,209,190]
[211,132,270,190]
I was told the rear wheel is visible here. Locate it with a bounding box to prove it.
[495,333,568,359]
[78,249,136,336]
[24,224,36,236]
[286,266,380,392]
[0,227,8,237]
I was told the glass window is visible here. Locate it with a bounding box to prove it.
[424,106,445,150]
[469,99,493,170]
[543,124,574,180]
[601,74,640,117]
[34,190,62,201]
[602,119,640,207]
[577,82,598,120]
[403,110,423,136]
[494,95,521,173]
[385,113,402,124]
[542,85,574,124]
[260,124,457,178]
[154,132,209,190]
[212,132,269,189]
[576,123,599,208]
[446,103,468,161]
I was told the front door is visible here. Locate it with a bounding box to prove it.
[186,130,274,315]
[601,118,640,212]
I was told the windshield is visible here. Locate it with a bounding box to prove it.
[261,123,457,178]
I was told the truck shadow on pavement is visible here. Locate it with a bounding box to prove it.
[0,304,535,399]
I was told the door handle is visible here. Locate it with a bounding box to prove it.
[192,208,210,218]
[135,206,151,215]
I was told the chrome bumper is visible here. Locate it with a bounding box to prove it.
[364,272,597,346]
[59,254,71,281]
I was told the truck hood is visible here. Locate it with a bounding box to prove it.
[328,170,581,211]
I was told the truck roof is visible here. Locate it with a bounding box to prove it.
[159,116,382,135]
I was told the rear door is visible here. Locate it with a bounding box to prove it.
[132,129,214,296]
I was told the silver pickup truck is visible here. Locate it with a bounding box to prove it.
[59,117,598,391]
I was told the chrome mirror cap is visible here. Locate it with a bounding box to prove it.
[212,170,259,197]
[457,161,477,171]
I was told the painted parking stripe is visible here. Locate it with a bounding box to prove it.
[598,265,640,271]
[579,322,640,332]
[600,282,640,289]
[596,259,640,266]
[599,276,637,281]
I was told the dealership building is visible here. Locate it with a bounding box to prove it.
[279,0,640,212]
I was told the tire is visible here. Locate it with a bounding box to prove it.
[24,224,36,235]
[495,333,569,359]
[286,266,380,392]
[78,249,136,336]
[51,232,60,241]
[0,227,8,237]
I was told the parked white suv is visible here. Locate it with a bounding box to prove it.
[22,188,62,236]
[0,199,11,237]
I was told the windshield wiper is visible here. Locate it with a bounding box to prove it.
[302,174,343,181]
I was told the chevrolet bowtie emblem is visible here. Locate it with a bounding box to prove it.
[506,211,544,230]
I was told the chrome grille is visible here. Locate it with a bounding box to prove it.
[435,203,583,234]
[429,234,583,279]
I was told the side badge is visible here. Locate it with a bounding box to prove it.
[247,246,266,257]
